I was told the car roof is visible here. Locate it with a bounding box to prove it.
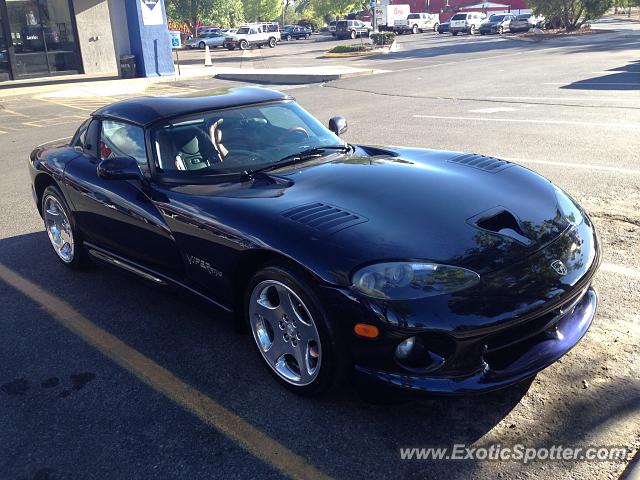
[92,87,292,127]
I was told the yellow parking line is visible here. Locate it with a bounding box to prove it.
[0,262,332,480]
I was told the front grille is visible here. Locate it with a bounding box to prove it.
[281,202,367,234]
[448,153,512,173]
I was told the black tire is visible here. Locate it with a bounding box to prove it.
[480,31,486,35]
[452,31,458,36]
[268,37,276,48]
[350,30,356,39]
[199,41,206,49]
[227,45,235,51]
[470,25,477,35]
[433,23,439,32]
[245,264,348,396]
[412,24,418,34]
[240,40,249,50]
[285,34,291,41]
[305,33,310,39]
[498,26,504,34]
[41,185,89,270]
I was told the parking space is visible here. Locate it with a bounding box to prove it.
[0,24,639,480]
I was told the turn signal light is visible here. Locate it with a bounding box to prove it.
[354,323,379,338]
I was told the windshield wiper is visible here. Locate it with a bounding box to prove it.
[239,145,350,181]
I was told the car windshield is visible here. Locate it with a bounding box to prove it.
[151,101,345,175]
[518,14,531,19]
[489,15,505,21]
[237,27,250,34]
[451,14,466,20]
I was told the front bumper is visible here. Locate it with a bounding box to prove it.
[356,287,596,394]
[318,218,600,394]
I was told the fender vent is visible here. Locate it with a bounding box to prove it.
[449,154,512,173]
[282,203,367,234]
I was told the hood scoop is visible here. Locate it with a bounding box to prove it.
[470,207,533,246]
[449,153,512,173]
[282,202,367,235]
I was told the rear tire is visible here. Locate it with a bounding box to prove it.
[245,265,348,396]
[433,23,439,32]
[198,41,206,49]
[350,30,356,39]
[268,37,276,48]
[412,24,418,34]
[470,25,477,35]
[452,31,458,36]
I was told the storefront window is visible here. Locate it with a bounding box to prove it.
[3,0,80,78]
[0,10,10,80]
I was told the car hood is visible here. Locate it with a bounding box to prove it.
[164,147,569,279]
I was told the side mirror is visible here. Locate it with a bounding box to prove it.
[328,116,348,136]
[97,157,141,180]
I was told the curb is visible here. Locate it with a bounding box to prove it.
[621,449,640,480]
[214,69,376,85]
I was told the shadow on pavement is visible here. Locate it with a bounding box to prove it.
[561,60,640,90]
[0,230,530,478]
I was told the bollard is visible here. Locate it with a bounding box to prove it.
[204,45,213,67]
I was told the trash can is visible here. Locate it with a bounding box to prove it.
[119,54,137,79]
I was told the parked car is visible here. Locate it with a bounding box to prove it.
[185,32,226,49]
[509,13,544,32]
[197,27,222,36]
[29,86,600,396]
[437,21,450,34]
[329,21,337,36]
[223,25,278,50]
[221,28,237,36]
[335,19,371,39]
[449,12,486,35]
[479,13,516,35]
[393,12,440,34]
[282,25,312,41]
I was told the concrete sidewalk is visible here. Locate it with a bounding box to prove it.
[210,66,381,84]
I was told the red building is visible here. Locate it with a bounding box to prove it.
[389,0,530,21]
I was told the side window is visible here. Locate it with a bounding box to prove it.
[100,120,148,171]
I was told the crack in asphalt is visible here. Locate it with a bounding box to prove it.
[323,83,640,111]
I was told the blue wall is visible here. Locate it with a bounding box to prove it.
[125,0,175,77]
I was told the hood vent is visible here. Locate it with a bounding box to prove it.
[449,154,512,173]
[471,207,533,246]
[282,203,367,234]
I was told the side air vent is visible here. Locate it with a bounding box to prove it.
[282,203,367,235]
[449,154,512,173]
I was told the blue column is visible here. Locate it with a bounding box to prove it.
[125,0,175,77]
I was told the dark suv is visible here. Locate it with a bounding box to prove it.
[282,25,312,40]
[335,20,371,39]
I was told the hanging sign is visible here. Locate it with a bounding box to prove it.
[141,0,163,25]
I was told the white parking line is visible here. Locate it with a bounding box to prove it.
[412,114,640,129]
[468,107,519,113]
[488,96,640,102]
[601,263,640,279]
[503,157,640,176]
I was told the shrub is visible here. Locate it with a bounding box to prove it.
[328,44,368,53]
[370,31,396,45]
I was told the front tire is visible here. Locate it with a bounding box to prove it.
[240,39,249,50]
[350,30,356,39]
[412,24,418,34]
[42,185,88,269]
[452,31,458,36]
[470,25,477,35]
[268,37,276,48]
[199,41,206,49]
[246,265,347,396]
[433,23,439,32]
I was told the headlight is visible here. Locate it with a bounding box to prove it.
[351,262,480,300]
[554,185,584,226]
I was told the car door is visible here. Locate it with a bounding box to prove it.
[63,118,185,275]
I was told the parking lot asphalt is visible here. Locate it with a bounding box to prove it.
[0,26,639,480]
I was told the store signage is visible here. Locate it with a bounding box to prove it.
[141,0,164,26]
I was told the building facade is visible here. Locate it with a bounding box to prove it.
[0,0,174,82]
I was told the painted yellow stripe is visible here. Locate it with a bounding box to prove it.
[0,262,332,480]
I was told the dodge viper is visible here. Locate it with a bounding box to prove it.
[29,87,600,395]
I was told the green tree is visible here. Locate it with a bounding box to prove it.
[308,0,364,18]
[529,0,613,30]
[166,0,245,35]
[242,0,282,21]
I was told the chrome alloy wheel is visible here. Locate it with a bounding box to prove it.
[249,280,322,386]
[44,195,74,263]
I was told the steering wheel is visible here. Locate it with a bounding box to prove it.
[277,127,309,144]
[221,149,268,167]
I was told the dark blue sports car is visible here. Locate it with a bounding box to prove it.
[29,87,600,396]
